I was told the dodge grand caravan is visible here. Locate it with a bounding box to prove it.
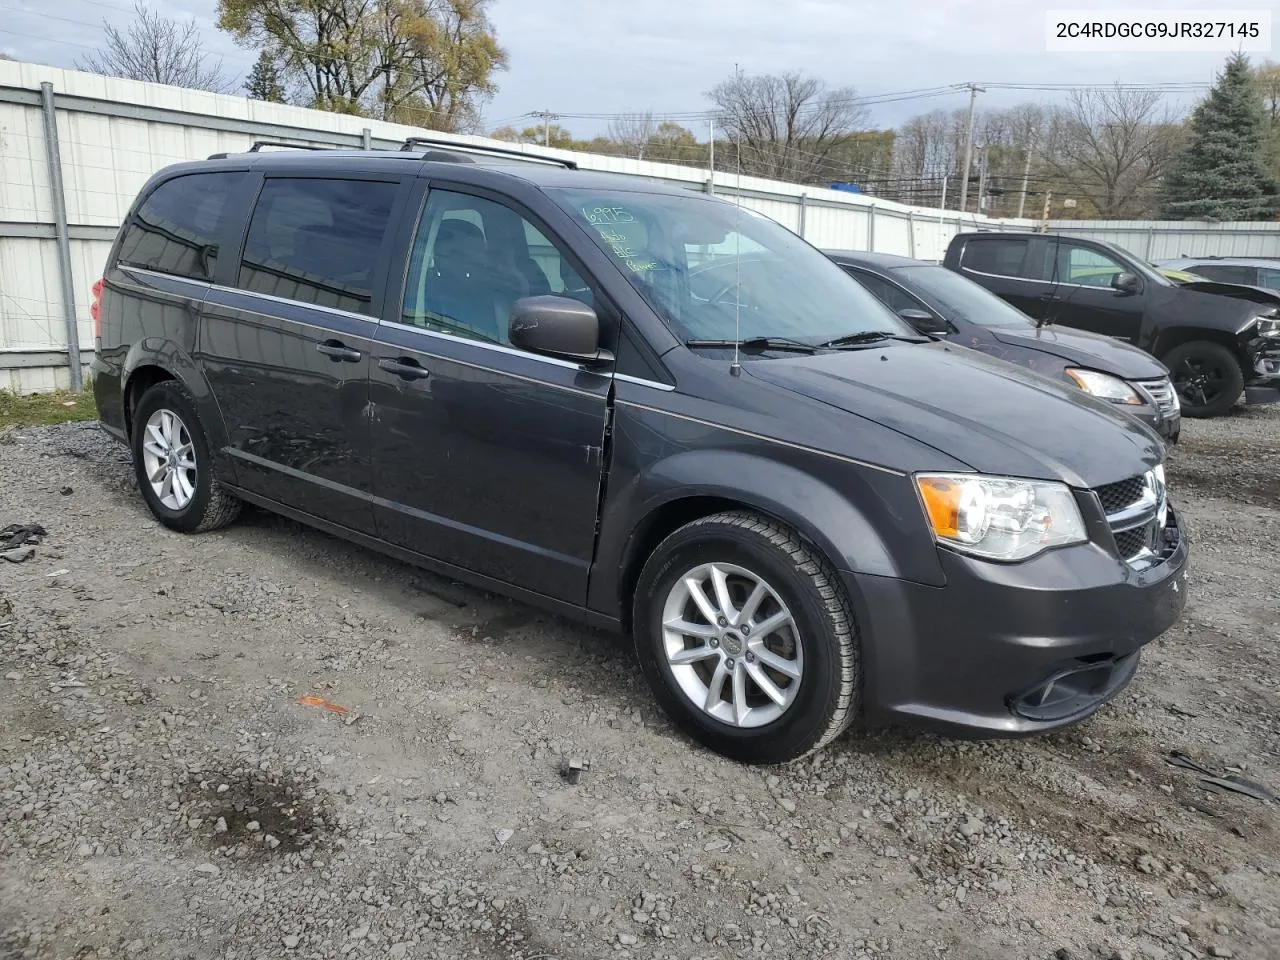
[93,140,1189,764]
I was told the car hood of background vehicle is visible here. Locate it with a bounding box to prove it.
[1173,280,1280,310]
[746,343,1163,489]
[990,325,1167,379]
[1149,283,1278,329]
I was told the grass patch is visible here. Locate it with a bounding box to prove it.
[0,390,98,430]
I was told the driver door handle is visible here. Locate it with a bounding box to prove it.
[1038,293,1061,302]
[316,339,362,362]
[378,356,431,380]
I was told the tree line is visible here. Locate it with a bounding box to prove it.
[72,3,1280,221]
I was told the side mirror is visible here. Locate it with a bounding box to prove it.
[898,307,950,335]
[1110,271,1139,293]
[509,295,611,363]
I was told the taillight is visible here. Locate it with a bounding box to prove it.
[91,279,104,339]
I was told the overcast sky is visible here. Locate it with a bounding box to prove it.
[0,0,1258,134]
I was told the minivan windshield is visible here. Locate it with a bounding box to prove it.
[550,188,914,346]
[891,264,1033,328]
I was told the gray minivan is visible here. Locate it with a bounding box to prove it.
[92,141,1189,763]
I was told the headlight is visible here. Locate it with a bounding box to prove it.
[1255,315,1280,338]
[1064,368,1143,405]
[915,473,1088,561]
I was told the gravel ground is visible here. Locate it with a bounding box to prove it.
[1,406,1277,960]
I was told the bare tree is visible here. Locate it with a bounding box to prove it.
[608,111,656,159]
[78,3,230,92]
[1040,86,1181,218]
[707,71,868,182]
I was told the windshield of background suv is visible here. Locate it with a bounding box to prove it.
[892,265,1033,328]
[549,188,914,345]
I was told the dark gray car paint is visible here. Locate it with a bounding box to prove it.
[93,151,1189,737]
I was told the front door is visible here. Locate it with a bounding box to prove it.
[1048,240,1146,341]
[199,174,407,533]
[368,186,613,604]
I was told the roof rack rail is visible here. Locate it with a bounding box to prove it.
[400,136,578,170]
[206,140,337,160]
[248,140,332,152]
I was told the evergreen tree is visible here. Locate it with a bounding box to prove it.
[1161,53,1280,220]
[244,51,285,103]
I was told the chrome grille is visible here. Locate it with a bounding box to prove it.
[1135,377,1180,420]
[1097,467,1169,568]
[1096,476,1146,515]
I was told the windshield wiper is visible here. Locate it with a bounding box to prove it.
[684,337,817,354]
[818,331,921,348]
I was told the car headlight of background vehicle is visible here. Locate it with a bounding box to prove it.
[1254,315,1280,338]
[1064,368,1144,405]
[915,473,1088,561]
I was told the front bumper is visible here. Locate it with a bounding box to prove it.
[844,504,1189,737]
[1135,407,1180,443]
[1244,337,1280,405]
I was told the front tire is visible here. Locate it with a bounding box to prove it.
[632,512,860,764]
[1163,341,1244,418]
[131,381,240,533]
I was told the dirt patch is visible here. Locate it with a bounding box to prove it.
[174,766,332,856]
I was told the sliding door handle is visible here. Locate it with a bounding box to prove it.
[378,357,431,380]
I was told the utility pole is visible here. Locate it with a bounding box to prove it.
[976,148,987,215]
[708,115,715,193]
[958,83,984,213]
[530,109,558,146]
[1040,191,1053,233]
[1016,141,1034,219]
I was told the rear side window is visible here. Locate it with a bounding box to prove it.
[960,238,1029,279]
[237,178,398,316]
[117,172,243,281]
[1190,264,1257,285]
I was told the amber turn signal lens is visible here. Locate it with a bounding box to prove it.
[916,476,961,539]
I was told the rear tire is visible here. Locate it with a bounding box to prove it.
[131,381,240,533]
[1163,341,1244,419]
[632,511,860,764]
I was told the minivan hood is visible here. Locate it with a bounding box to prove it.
[990,325,1168,379]
[746,343,1164,488]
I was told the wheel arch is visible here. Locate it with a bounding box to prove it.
[1151,326,1245,363]
[595,450,914,631]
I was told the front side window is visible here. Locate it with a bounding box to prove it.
[548,188,910,344]
[1060,243,1128,288]
[959,237,1029,279]
[1257,267,1280,291]
[118,172,243,281]
[237,178,398,316]
[401,189,591,345]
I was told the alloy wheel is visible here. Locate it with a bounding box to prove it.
[141,408,197,511]
[1173,354,1228,408]
[660,562,804,728]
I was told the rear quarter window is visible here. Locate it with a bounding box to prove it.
[960,237,1030,279]
[117,172,244,281]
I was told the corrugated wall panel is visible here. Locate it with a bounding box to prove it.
[0,236,61,349]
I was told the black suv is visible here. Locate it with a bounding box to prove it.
[826,251,1180,443]
[944,232,1280,418]
[92,142,1189,763]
